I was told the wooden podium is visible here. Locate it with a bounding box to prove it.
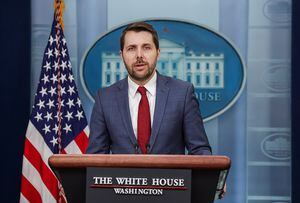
[49,155,230,203]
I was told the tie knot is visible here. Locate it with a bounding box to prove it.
[137,86,147,96]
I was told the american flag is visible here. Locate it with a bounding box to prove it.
[19,10,89,203]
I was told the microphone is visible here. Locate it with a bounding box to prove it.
[146,144,150,153]
[134,144,139,154]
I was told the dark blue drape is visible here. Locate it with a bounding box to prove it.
[292,1,300,202]
[0,1,30,201]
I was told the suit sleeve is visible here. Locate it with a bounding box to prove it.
[85,90,111,154]
[183,84,212,155]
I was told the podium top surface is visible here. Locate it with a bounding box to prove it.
[49,154,230,170]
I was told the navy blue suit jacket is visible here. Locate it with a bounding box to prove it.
[86,73,211,155]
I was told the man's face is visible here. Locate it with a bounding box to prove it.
[121,31,160,85]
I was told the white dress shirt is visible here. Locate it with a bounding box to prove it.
[128,72,157,138]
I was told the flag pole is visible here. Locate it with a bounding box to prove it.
[54,0,64,155]
[54,0,65,31]
[54,1,66,202]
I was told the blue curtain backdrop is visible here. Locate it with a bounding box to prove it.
[0,0,299,202]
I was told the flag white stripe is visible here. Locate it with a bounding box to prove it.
[64,140,82,154]
[26,121,54,170]
[22,156,56,202]
[84,126,90,137]
[19,193,30,203]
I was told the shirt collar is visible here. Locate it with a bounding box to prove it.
[128,71,157,97]
[144,71,156,96]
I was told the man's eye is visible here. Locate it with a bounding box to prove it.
[144,46,151,50]
[127,47,135,51]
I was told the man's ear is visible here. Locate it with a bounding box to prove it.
[119,50,123,60]
[157,48,160,59]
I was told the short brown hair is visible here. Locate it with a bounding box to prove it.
[120,22,159,51]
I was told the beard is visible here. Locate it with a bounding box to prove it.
[124,58,157,83]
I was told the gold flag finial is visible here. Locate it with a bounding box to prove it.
[54,0,65,31]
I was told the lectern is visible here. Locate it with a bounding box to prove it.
[49,155,230,203]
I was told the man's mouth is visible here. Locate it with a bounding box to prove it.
[135,64,146,67]
[134,62,147,68]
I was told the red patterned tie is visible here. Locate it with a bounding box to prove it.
[137,86,151,154]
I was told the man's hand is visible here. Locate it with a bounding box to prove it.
[219,183,227,199]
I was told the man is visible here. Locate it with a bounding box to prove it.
[86,22,211,155]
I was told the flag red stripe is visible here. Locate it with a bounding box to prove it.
[24,138,59,199]
[21,175,42,203]
[75,131,89,153]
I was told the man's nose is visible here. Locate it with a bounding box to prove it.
[136,48,144,58]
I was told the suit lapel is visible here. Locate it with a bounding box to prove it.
[116,79,137,146]
[148,74,169,153]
